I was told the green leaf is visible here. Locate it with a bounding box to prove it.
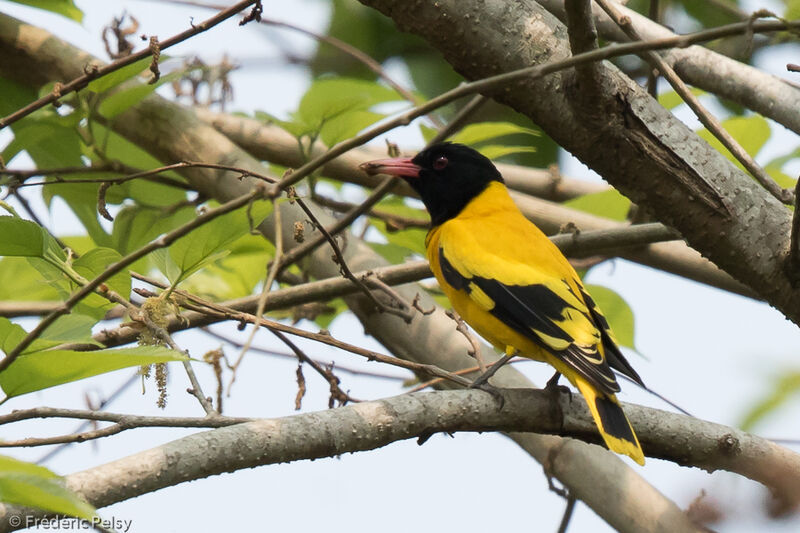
[450,121,539,145]
[697,116,771,170]
[180,233,274,300]
[0,217,52,257]
[788,0,800,19]
[476,144,536,160]
[111,204,195,255]
[297,78,401,127]
[564,189,631,221]
[0,345,187,398]
[371,225,427,259]
[657,88,705,110]
[4,0,83,22]
[0,258,61,301]
[3,111,83,169]
[740,372,800,431]
[367,242,411,264]
[87,123,186,207]
[766,165,797,190]
[0,77,37,117]
[419,123,437,143]
[72,248,130,299]
[319,110,383,146]
[40,314,99,347]
[584,284,635,349]
[67,248,130,320]
[313,298,348,329]
[97,67,180,118]
[279,77,404,144]
[0,317,62,355]
[255,111,310,138]
[678,0,742,28]
[0,456,95,520]
[159,201,272,285]
[87,57,152,93]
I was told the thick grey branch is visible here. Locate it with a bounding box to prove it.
[2,389,797,532]
[539,0,800,136]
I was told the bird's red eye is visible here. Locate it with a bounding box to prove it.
[432,155,448,170]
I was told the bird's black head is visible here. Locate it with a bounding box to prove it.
[359,143,503,226]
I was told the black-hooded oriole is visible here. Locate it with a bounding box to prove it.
[360,143,645,465]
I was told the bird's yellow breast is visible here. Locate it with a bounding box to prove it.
[425,181,576,363]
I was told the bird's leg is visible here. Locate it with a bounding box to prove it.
[545,371,561,390]
[470,348,515,388]
[544,371,572,401]
[468,347,515,408]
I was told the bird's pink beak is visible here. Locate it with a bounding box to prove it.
[359,157,421,178]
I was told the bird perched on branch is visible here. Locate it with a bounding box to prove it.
[360,143,645,465]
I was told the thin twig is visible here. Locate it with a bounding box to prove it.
[276,177,398,272]
[229,196,284,389]
[7,188,70,251]
[270,329,359,406]
[159,290,473,388]
[0,0,259,129]
[645,0,660,98]
[787,177,800,285]
[445,310,486,373]
[37,371,140,463]
[78,223,681,351]
[152,0,445,128]
[291,195,416,322]
[141,314,217,415]
[427,94,489,145]
[0,407,250,448]
[312,194,429,230]
[593,0,793,205]
[201,327,407,380]
[557,495,578,533]
[565,0,603,93]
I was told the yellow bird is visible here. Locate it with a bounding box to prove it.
[361,143,645,465]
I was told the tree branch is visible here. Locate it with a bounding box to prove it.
[538,0,800,136]
[593,0,793,204]
[266,15,800,197]
[4,389,797,532]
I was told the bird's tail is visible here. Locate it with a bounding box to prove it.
[574,379,645,465]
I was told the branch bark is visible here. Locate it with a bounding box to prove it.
[538,0,800,136]
[3,389,797,532]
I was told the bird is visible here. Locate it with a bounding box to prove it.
[359,142,645,465]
